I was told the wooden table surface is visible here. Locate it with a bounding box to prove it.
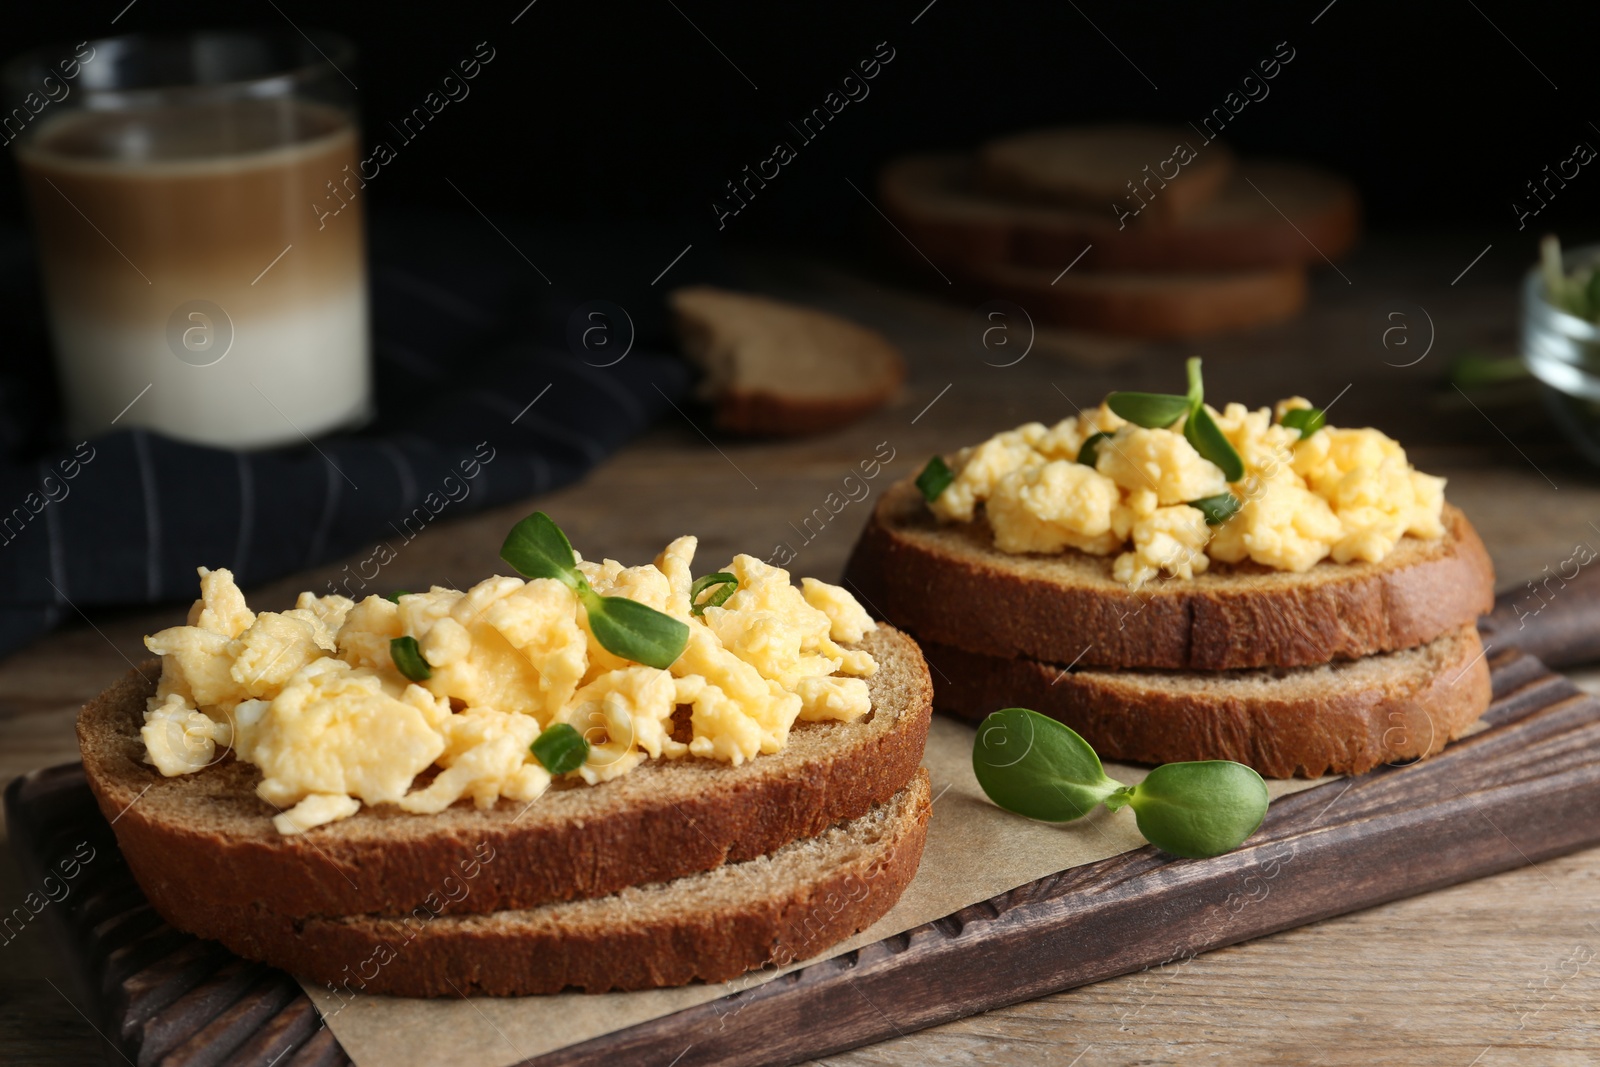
[5,235,1600,1066]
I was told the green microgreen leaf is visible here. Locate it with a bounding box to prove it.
[386,590,411,604]
[689,572,738,617]
[916,456,955,502]
[1185,355,1204,405]
[1189,492,1242,526]
[530,722,589,774]
[1125,761,1269,859]
[389,636,432,682]
[1077,432,1112,468]
[972,707,1269,859]
[500,511,583,591]
[971,708,1126,822]
[1183,404,1245,482]
[582,590,689,670]
[1106,391,1192,429]
[501,511,690,669]
[1280,407,1326,438]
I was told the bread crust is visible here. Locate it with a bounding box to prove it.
[144,772,932,997]
[925,628,1490,778]
[879,155,1361,272]
[669,286,905,437]
[78,626,932,920]
[845,479,1496,671]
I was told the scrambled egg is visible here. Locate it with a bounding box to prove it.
[929,397,1446,588]
[141,539,878,835]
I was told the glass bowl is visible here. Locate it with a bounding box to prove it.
[1522,243,1600,464]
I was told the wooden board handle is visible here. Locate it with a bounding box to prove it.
[1481,557,1600,668]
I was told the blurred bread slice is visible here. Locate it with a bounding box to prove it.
[671,286,906,436]
[881,154,1359,272]
[978,125,1234,223]
[960,259,1306,339]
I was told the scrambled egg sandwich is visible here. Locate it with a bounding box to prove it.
[847,359,1496,777]
[78,513,935,996]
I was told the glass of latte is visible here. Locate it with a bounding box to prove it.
[5,30,370,449]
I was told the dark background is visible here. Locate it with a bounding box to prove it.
[3,0,1599,264]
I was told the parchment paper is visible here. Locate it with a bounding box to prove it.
[306,716,1331,1067]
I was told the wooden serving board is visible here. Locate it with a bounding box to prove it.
[9,640,1600,1067]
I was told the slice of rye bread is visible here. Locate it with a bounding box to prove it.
[953,258,1306,339]
[925,626,1491,778]
[669,286,906,436]
[78,625,932,920]
[879,154,1360,272]
[976,125,1237,223]
[844,479,1495,672]
[157,771,932,997]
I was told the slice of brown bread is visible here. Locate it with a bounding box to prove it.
[154,771,932,997]
[880,154,1360,272]
[78,625,932,920]
[926,626,1490,778]
[669,286,906,436]
[955,258,1306,339]
[977,125,1236,223]
[844,478,1495,671]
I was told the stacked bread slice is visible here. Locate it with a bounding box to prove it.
[78,626,933,997]
[845,480,1496,778]
[879,126,1360,338]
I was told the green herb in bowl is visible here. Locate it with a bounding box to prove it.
[1540,235,1600,323]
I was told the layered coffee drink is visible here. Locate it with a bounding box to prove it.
[17,95,369,448]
